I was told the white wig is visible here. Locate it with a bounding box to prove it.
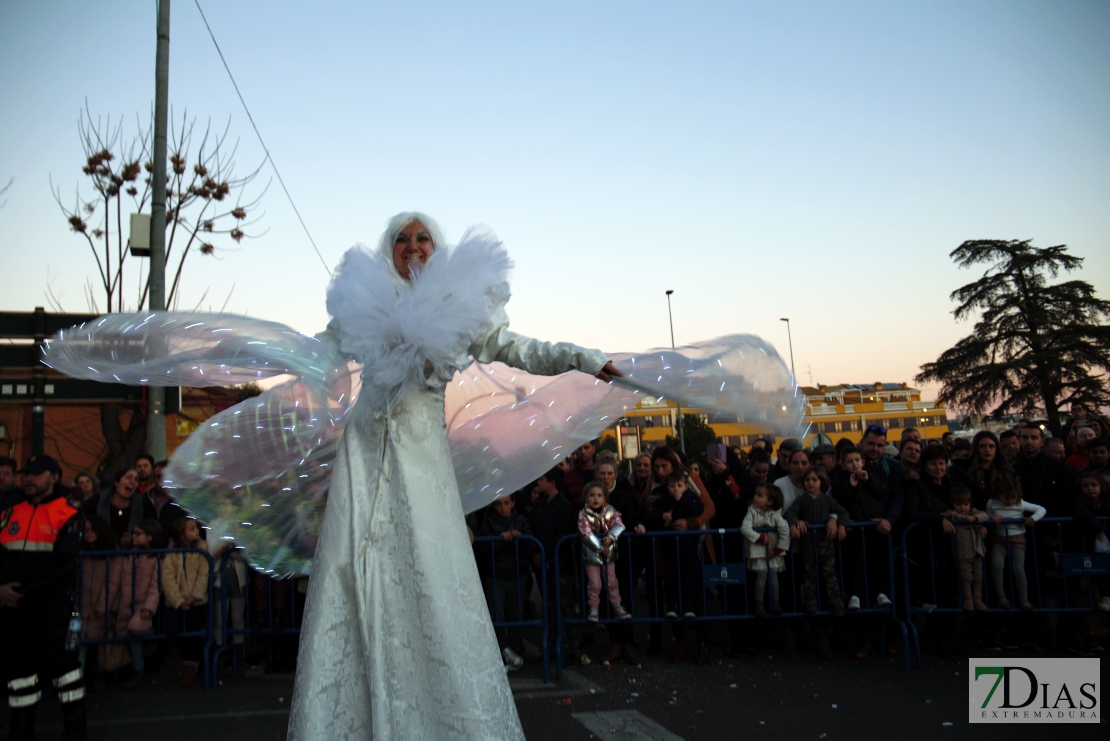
[375,211,446,270]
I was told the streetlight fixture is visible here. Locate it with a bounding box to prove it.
[666,290,685,453]
[780,317,796,385]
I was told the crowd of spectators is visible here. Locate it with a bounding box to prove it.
[2,401,1108,703]
[471,405,1110,670]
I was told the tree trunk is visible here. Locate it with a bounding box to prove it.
[97,402,146,483]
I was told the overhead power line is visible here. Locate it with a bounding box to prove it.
[193,0,331,275]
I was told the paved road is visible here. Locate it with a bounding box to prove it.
[6,629,1105,740]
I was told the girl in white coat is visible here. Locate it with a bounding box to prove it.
[741,482,791,616]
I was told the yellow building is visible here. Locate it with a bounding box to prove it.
[799,383,949,447]
[599,382,949,459]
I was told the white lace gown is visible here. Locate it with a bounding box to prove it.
[287,235,607,740]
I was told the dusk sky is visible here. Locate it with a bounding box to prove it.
[2,1,1107,405]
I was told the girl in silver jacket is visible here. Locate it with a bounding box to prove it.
[577,481,633,622]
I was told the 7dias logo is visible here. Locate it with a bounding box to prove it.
[969,658,1099,723]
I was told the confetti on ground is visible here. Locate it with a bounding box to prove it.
[942,722,953,727]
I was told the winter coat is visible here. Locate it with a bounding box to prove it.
[79,552,113,639]
[986,498,1046,538]
[476,510,534,580]
[578,504,625,566]
[783,491,851,529]
[606,479,642,535]
[161,541,210,609]
[109,553,162,633]
[642,485,704,532]
[832,473,889,522]
[945,509,987,559]
[1013,453,1077,518]
[740,506,790,572]
[528,492,577,569]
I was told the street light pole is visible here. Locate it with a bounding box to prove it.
[780,317,796,386]
[146,0,170,462]
[667,290,685,454]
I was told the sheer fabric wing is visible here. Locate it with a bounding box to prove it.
[46,312,801,573]
[446,334,804,513]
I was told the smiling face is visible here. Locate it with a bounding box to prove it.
[841,451,863,475]
[1077,427,1096,450]
[749,461,770,484]
[900,441,922,467]
[391,220,435,280]
[925,457,947,482]
[788,451,810,483]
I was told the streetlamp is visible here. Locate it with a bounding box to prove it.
[780,317,796,386]
[667,290,685,454]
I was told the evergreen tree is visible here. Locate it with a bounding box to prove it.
[916,239,1110,434]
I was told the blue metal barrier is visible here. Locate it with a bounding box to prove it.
[473,535,549,684]
[211,551,306,683]
[553,523,909,678]
[76,547,217,690]
[899,515,1110,668]
[211,534,551,686]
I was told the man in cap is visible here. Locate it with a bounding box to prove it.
[0,454,86,740]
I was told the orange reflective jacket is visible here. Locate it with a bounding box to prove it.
[1,497,78,552]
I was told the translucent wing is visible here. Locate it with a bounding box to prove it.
[445,334,804,513]
[47,313,801,574]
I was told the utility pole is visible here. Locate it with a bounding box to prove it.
[146,0,170,462]
[780,317,796,386]
[666,290,685,455]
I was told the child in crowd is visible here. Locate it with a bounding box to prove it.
[986,480,1046,610]
[784,466,849,618]
[477,493,536,670]
[577,482,631,622]
[740,482,790,616]
[163,517,210,687]
[1073,471,1110,612]
[942,487,988,611]
[109,519,166,688]
[831,447,892,610]
[644,471,705,619]
[79,515,117,686]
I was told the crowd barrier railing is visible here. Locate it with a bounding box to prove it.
[552,522,909,679]
[473,534,550,684]
[899,515,1110,668]
[76,547,217,691]
[211,550,305,683]
[211,535,552,687]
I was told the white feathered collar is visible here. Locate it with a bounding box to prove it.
[325,227,513,409]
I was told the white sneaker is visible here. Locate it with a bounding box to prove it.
[502,647,524,671]
[847,595,861,611]
[1098,596,1110,613]
[875,593,891,608]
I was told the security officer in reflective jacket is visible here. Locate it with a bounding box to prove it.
[0,454,86,741]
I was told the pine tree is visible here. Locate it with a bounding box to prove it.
[916,239,1110,434]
